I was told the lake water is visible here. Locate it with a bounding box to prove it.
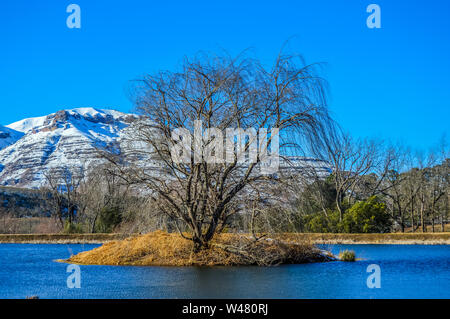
[0,243,448,299]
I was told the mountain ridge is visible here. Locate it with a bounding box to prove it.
[0,107,138,189]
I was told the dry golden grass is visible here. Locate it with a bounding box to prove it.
[276,232,450,245]
[2,232,449,245]
[62,231,334,266]
[402,224,450,233]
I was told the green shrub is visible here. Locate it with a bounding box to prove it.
[339,250,356,261]
[94,207,122,233]
[301,196,391,234]
[341,196,391,233]
[304,210,342,233]
[307,214,330,233]
[63,221,84,234]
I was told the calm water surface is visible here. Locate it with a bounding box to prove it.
[0,243,448,298]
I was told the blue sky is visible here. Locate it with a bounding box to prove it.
[1,0,449,151]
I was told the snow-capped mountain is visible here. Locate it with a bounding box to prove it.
[0,107,331,189]
[0,125,24,150]
[0,108,138,189]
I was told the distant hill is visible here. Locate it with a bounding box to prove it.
[0,108,138,188]
[0,186,45,217]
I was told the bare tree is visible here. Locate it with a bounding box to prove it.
[422,148,448,232]
[104,51,333,251]
[324,132,377,221]
[42,166,84,229]
[76,163,137,233]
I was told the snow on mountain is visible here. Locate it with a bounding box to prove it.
[6,116,47,134]
[0,108,138,189]
[0,125,24,151]
[0,107,331,189]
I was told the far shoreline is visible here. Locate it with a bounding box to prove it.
[0,232,449,245]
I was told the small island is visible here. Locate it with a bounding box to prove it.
[61,231,335,266]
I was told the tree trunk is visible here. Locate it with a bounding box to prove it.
[431,216,435,232]
[192,236,207,253]
[397,201,404,233]
[420,200,425,233]
[336,192,344,222]
[441,215,445,232]
[431,202,435,233]
[337,203,343,222]
[90,214,98,233]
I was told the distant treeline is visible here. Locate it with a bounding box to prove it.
[1,149,448,235]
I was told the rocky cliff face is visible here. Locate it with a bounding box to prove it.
[0,108,137,189]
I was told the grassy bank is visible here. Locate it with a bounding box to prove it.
[0,232,449,244]
[0,233,127,244]
[61,231,334,266]
[276,233,450,245]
